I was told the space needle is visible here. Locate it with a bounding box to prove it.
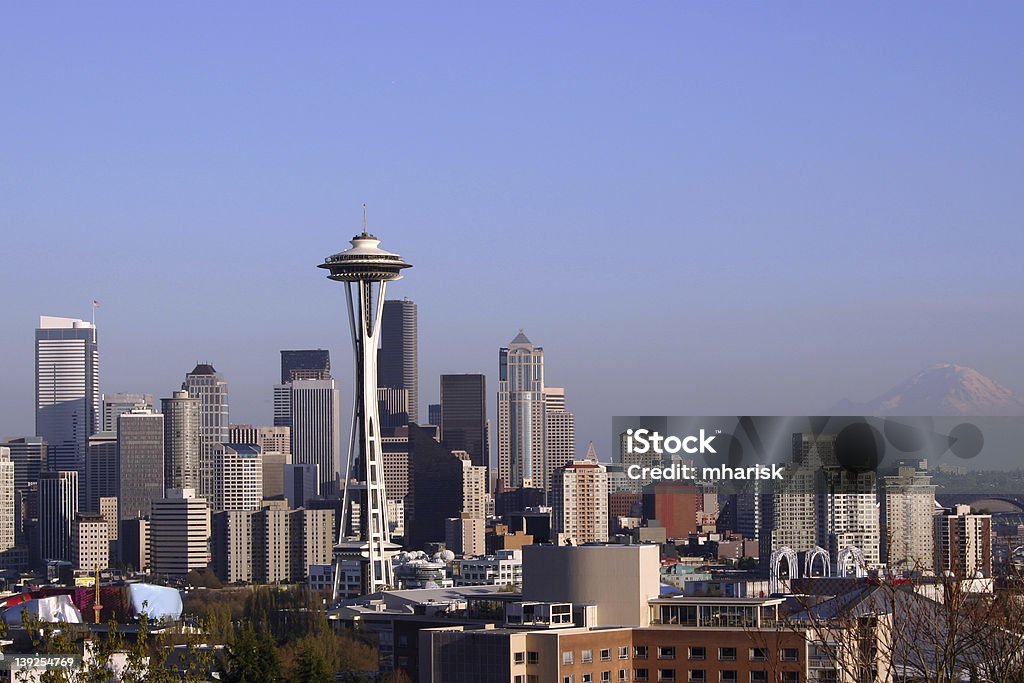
[319,219,410,599]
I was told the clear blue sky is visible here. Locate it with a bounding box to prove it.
[2,3,1023,458]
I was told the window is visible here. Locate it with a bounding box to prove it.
[635,670,649,682]
[601,649,612,662]
[688,670,706,683]
[780,674,799,683]
[749,648,768,662]
[563,652,574,665]
[720,673,738,683]
[619,647,630,660]
[583,650,594,664]
[635,646,649,660]
[602,673,611,683]
[781,649,799,663]
[583,675,593,683]
[564,677,574,683]
[515,677,524,683]
[719,648,736,661]
[619,671,628,682]
[688,647,705,661]
[528,651,539,664]
[514,652,525,665]
[659,670,677,682]
[658,647,676,660]
[750,673,768,683]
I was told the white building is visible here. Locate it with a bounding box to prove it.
[551,459,609,545]
[182,364,229,501]
[498,332,545,489]
[73,513,109,571]
[213,444,263,512]
[882,463,936,570]
[456,549,523,588]
[150,488,211,578]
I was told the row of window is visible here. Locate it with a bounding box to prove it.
[552,673,801,683]
[557,647,801,664]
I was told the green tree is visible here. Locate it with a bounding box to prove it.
[223,624,281,683]
[291,641,332,683]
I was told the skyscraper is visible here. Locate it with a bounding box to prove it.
[101,393,154,434]
[0,448,15,562]
[440,374,488,480]
[377,387,410,435]
[85,432,118,513]
[38,470,79,563]
[212,443,263,512]
[378,299,418,423]
[162,390,201,493]
[280,349,331,384]
[289,379,342,495]
[150,488,211,578]
[881,462,936,570]
[2,437,47,491]
[319,229,410,597]
[117,410,165,520]
[551,459,609,545]
[543,387,576,492]
[35,316,99,480]
[182,364,229,500]
[498,331,545,489]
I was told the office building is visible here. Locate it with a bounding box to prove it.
[427,403,441,427]
[212,443,263,512]
[406,426,472,549]
[280,349,331,383]
[457,451,488,520]
[445,514,485,557]
[101,393,154,434]
[99,496,118,544]
[440,374,488,479]
[378,387,410,435]
[3,437,47,491]
[117,410,164,520]
[498,332,545,489]
[85,432,118,513]
[149,489,211,578]
[38,471,79,563]
[543,387,576,491]
[182,364,229,500]
[72,513,109,571]
[283,463,320,509]
[290,507,334,580]
[378,299,418,423]
[935,504,992,578]
[0,448,14,560]
[273,384,292,428]
[289,379,342,495]
[120,517,149,573]
[162,390,201,492]
[229,424,291,456]
[881,462,936,570]
[551,459,609,544]
[35,316,99,480]
[253,501,291,584]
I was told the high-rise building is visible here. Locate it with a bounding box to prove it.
[101,393,154,434]
[456,451,488,520]
[253,501,291,584]
[35,316,99,481]
[881,462,936,571]
[2,437,47,491]
[445,514,485,557]
[182,364,229,501]
[440,374,488,480]
[0,448,15,561]
[229,424,291,456]
[162,390,201,492]
[543,387,575,492]
[283,463,320,509]
[72,513,109,571]
[320,231,410,597]
[405,426,468,550]
[935,504,992,578]
[85,432,118,513]
[38,470,79,562]
[212,444,263,512]
[273,384,292,428]
[117,410,164,520]
[289,380,342,495]
[427,403,441,427]
[149,488,211,578]
[212,510,253,583]
[378,299,418,423]
[498,332,545,489]
[377,387,410,435]
[281,349,331,384]
[551,459,609,544]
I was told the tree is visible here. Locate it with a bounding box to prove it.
[223,624,281,683]
[291,642,332,683]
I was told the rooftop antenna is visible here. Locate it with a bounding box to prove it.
[362,204,367,234]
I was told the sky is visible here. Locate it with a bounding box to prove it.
[2,3,1023,461]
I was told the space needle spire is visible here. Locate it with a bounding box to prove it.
[319,221,410,599]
